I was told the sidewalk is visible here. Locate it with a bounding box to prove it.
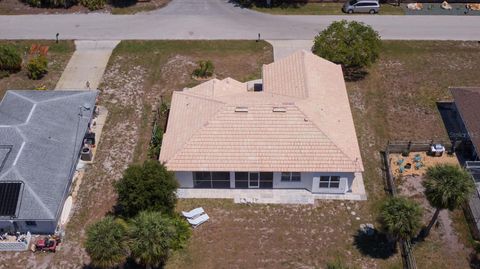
[55,40,120,90]
[266,40,313,60]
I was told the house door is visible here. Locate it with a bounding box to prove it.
[248,172,259,188]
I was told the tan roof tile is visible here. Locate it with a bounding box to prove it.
[160,51,364,172]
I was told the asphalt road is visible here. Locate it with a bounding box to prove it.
[1,0,480,40]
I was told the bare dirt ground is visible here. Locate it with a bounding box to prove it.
[169,199,401,269]
[397,174,471,269]
[0,0,169,14]
[347,41,480,268]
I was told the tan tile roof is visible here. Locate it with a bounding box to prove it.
[160,50,364,172]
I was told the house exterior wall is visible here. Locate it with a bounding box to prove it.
[0,220,56,234]
[175,171,355,195]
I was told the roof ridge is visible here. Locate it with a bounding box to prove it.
[301,50,310,98]
[161,92,225,163]
[176,90,226,105]
[295,103,359,169]
[14,168,55,220]
[8,91,37,104]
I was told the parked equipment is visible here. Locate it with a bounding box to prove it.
[34,237,57,253]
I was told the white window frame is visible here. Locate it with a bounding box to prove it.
[319,176,340,189]
[281,172,301,182]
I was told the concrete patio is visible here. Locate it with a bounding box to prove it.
[177,187,367,205]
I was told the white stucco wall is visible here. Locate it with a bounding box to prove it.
[175,171,356,195]
[0,220,56,234]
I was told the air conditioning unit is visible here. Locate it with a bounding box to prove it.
[80,146,92,161]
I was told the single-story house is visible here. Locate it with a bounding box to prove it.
[449,87,480,239]
[159,50,365,200]
[0,90,97,234]
[450,87,480,161]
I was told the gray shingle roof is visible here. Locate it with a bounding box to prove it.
[0,90,97,221]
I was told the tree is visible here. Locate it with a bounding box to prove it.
[129,211,191,268]
[380,197,422,241]
[85,216,129,269]
[0,44,22,77]
[422,164,475,237]
[312,20,381,79]
[115,160,178,218]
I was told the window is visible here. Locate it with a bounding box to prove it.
[281,172,301,182]
[193,172,230,188]
[235,172,273,189]
[26,221,37,226]
[319,176,341,188]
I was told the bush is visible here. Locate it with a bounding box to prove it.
[115,160,178,218]
[80,0,105,10]
[85,216,129,269]
[129,211,191,268]
[27,55,48,80]
[0,45,22,74]
[24,0,77,8]
[192,60,214,78]
[312,20,381,79]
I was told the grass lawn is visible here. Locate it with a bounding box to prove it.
[251,3,404,15]
[111,0,170,14]
[0,40,75,98]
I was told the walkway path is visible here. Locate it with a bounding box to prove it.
[1,0,480,41]
[55,40,119,90]
[267,40,314,60]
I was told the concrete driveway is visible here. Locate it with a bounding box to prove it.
[0,0,480,40]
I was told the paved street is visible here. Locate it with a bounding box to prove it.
[1,0,480,40]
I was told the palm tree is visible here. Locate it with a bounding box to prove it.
[422,164,475,237]
[380,197,423,242]
[85,216,129,269]
[128,211,178,269]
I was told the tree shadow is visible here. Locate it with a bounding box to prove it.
[228,0,307,9]
[109,0,137,8]
[353,229,397,259]
[343,67,369,82]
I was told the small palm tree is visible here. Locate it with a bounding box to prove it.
[422,164,475,237]
[129,211,179,269]
[85,216,129,269]
[380,197,423,242]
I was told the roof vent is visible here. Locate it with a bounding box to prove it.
[273,107,286,113]
[235,106,248,113]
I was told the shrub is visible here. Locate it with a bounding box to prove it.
[0,45,22,74]
[80,0,105,10]
[129,212,191,268]
[115,160,178,218]
[27,55,48,80]
[192,60,214,78]
[24,0,77,8]
[85,216,129,269]
[312,20,381,79]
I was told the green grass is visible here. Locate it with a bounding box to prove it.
[251,3,404,15]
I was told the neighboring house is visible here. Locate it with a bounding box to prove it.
[450,87,480,239]
[0,90,97,234]
[450,87,480,161]
[160,50,365,200]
